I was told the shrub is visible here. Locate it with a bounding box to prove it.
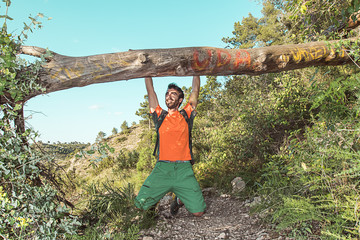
[78,182,156,238]
[116,136,127,143]
[136,147,156,172]
[115,149,139,170]
[256,121,360,239]
[0,8,80,238]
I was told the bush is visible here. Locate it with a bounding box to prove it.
[253,70,360,239]
[136,147,156,172]
[92,156,116,174]
[115,149,139,170]
[0,12,80,238]
[193,73,313,180]
[116,136,127,143]
[256,121,360,239]
[77,182,156,238]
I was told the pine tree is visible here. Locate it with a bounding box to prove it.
[135,95,152,128]
[120,120,129,134]
[112,127,118,135]
[96,131,106,142]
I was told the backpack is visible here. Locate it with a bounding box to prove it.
[152,108,196,165]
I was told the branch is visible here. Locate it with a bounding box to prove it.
[20,45,49,58]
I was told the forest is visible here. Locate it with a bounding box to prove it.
[1,0,360,239]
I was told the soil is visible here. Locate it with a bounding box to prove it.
[139,188,293,240]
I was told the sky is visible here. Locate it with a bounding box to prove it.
[6,0,262,144]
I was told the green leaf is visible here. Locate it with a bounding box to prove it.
[355,0,360,11]
[13,103,22,111]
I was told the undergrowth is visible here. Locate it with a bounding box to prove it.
[255,72,360,239]
[67,182,156,240]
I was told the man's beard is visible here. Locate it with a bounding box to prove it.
[166,99,180,109]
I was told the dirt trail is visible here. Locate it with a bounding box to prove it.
[139,189,291,240]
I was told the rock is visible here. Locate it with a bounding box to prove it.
[245,196,262,207]
[159,194,173,205]
[202,187,217,197]
[156,194,173,214]
[220,193,231,198]
[231,177,246,193]
[142,237,153,240]
[259,209,269,219]
[250,196,262,207]
[217,232,226,239]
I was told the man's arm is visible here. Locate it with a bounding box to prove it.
[145,77,159,113]
[188,76,200,109]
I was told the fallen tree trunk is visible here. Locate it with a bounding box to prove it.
[20,38,356,101]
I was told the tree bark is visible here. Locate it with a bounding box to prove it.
[19,38,357,102]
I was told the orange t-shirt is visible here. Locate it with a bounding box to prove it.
[153,103,194,161]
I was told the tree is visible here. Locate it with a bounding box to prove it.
[120,120,129,134]
[280,0,354,42]
[135,95,152,128]
[14,1,360,103]
[223,1,286,48]
[15,0,360,104]
[195,76,222,114]
[96,131,106,142]
[112,127,118,135]
[18,38,354,103]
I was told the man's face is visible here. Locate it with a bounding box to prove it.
[165,88,182,109]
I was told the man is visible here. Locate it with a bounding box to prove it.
[135,76,206,217]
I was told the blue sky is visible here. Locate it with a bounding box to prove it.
[7,0,262,143]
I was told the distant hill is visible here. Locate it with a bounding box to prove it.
[57,124,147,185]
[36,141,90,160]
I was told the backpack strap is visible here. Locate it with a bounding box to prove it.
[179,109,197,165]
[152,109,168,158]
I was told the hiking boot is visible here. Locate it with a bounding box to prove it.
[170,196,183,216]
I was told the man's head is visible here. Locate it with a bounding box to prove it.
[165,83,184,110]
